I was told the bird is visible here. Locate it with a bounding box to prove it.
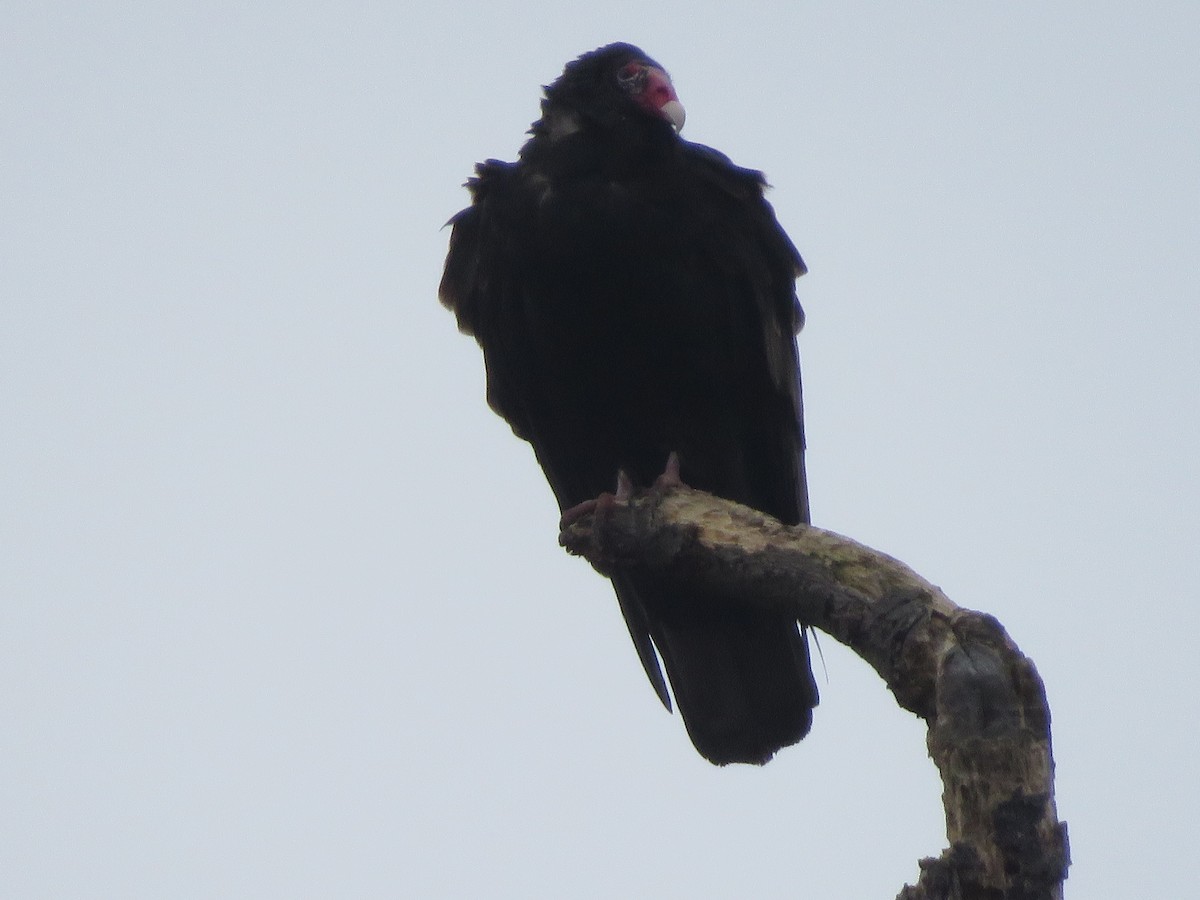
[439,43,817,765]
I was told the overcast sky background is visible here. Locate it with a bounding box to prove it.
[3,2,1197,897]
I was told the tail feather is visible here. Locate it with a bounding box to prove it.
[619,576,817,765]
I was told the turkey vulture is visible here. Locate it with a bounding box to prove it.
[440,43,817,765]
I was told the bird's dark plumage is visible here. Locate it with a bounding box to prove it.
[440,43,817,765]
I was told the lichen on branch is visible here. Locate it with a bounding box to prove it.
[560,480,1069,900]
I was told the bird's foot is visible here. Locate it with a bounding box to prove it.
[559,470,635,530]
[559,470,638,572]
[558,457,686,572]
[560,454,685,530]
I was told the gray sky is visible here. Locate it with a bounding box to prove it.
[4,2,1197,897]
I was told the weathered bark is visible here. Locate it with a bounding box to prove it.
[559,481,1069,900]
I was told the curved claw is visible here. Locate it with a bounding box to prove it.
[615,469,634,501]
[560,496,604,530]
[561,459,682,532]
[560,469,633,530]
[654,451,685,489]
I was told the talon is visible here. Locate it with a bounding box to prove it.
[615,469,634,501]
[655,451,685,489]
[560,488,626,530]
[560,497,601,530]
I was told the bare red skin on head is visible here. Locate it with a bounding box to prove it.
[619,62,682,122]
[640,67,679,112]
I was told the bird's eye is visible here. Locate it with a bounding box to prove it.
[617,63,645,89]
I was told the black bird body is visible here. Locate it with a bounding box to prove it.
[440,44,817,765]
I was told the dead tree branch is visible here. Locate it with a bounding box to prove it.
[559,481,1069,900]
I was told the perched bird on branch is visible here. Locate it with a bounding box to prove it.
[440,43,816,765]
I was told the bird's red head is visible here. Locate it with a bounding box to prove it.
[616,60,686,131]
[539,43,688,137]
